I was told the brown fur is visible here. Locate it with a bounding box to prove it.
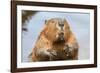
[30,18,79,62]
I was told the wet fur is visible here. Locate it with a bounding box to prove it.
[30,18,79,62]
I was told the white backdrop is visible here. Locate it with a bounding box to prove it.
[0,0,100,73]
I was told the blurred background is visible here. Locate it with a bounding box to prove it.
[21,10,90,62]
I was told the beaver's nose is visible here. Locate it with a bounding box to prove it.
[60,32,64,36]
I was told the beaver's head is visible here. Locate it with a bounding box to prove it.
[42,18,71,43]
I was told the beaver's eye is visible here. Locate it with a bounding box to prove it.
[52,21,55,23]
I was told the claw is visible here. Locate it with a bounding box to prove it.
[47,49,57,56]
[64,43,74,55]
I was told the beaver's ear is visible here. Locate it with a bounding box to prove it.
[64,18,70,27]
[64,18,69,24]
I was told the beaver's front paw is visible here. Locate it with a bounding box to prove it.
[63,44,74,56]
[47,49,57,56]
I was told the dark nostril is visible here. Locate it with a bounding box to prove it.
[60,32,64,35]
